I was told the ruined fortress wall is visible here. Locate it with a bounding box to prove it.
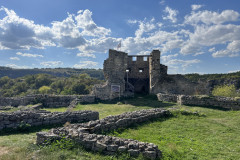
[95,49,128,100]
[127,56,149,79]
[152,75,210,95]
[0,110,99,131]
[37,108,171,159]
[157,93,240,110]
[0,95,95,108]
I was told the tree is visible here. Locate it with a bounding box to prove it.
[39,86,51,94]
[0,76,10,87]
[71,83,88,95]
[212,84,238,97]
[35,74,52,88]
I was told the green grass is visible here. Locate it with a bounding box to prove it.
[110,107,240,159]
[1,95,240,159]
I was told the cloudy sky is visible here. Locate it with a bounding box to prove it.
[0,0,240,74]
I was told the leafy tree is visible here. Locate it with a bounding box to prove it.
[0,76,10,87]
[35,74,52,88]
[71,83,88,95]
[212,84,239,97]
[39,86,51,94]
[14,82,28,94]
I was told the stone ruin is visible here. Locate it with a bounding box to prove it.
[93,49,167,100]
[37,108,171,159]
[93,49,211,100]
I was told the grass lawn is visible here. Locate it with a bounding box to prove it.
[0,95,240,160]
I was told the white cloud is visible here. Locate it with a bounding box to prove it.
[212,49,239,57]
[162,39,184,52]
[51,13,86,48]
[166,59,201,69]
[40,61,63,67]
[75,10,111,37]
[194,52,204,56]
[228,70,240,73]
[6,64,30,69]
[135,18,156,38]
[227,40,240,52]
[191,5,203,11]
[163,6,178,23]
[10,57,20,60]
[0,7,45,49]
[161,54,178,62]
[0,7,110,51]
[185,10,240,25]
[208,47,215,52]
[81,37,121,54]
[159,0,165,5]
[161,53,200,72]
[212,41,240,57]
[77,52,96,58]
[181,24,240,55]
[121,18,185,55]
[73,61,98,68]
[16,52,43,58]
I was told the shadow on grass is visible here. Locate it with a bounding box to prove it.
[0,123,64,136]
[94,94,175,108]
[107,113,174,136]
[185,104,231,111]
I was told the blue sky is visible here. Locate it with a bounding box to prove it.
[0,0,240,74]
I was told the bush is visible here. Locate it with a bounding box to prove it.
[17,121,31,132]
[212,84,239,97]
[39,86,51,94]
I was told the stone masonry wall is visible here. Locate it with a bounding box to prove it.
[0,110,99,131]
[157,93,240,110]
[0,94,95,108]
[37,108,171,159]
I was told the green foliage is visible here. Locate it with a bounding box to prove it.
[0,73,103,97]
[184,71,240,82]
[17,121,31,132]
[0,76,10,87]
[39,86,51,94]
[212,84,239,97]
[0,66,104,80]
[49,138,74,151]
[35,74,53,88]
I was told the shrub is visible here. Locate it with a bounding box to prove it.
[212,84,239,97]
[17,121,31,132]
[39,86,51,94]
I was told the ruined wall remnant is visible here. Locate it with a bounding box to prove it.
[0,110,99,131]
[37,108,171,159]
[157,93,240,110]
[0,95,95,108]
[94,49,167,100]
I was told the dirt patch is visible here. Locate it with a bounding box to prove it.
[0,146,10,156]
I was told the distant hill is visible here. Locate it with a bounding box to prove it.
[0,66,104,80]
[184,71,240,89]
[184,71,240,82]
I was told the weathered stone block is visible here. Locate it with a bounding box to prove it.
[128,149,140,157]
[94,141,107,152]
[118,146,127,152]
[107,144,118,152]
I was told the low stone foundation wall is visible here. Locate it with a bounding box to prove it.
[156,93,178,103]
[37,108,171,159]
[0,94,95,108]
[157,93,240,110]
[0,110,99,131]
